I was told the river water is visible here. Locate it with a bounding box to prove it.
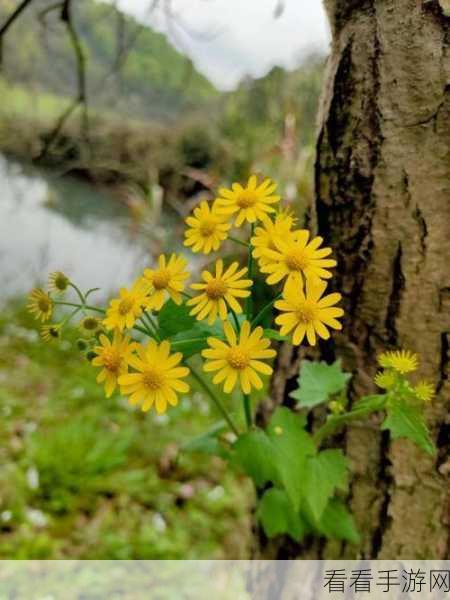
[0,155,178,302]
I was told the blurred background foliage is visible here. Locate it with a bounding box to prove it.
[0,0,325,558]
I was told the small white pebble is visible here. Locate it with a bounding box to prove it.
[152,513,166,533]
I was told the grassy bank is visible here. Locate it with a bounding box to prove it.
[0,302,252,559]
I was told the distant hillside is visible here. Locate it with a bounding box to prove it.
[0,0,218,121]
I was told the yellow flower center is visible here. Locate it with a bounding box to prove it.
[285,249,310,272]
[152,269,171,290]
[142,369,164,390]
[205,278,228,300]
[38,297,51,312]
[237,190,257,208]
[199,219,217,237]
[118,297,135,315]
[102,349,121,373]
[296,303,317,324]
[227,347,250,370]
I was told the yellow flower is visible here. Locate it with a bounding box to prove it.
[202,320,276,394]
[184,201,231,254]
[378,350,418,374]
[79,316,102,338]
[41,324,62,342]
[374,370,396,390]
[259,229,336,288]
[274,278,343,346]
[215,175,280,227]
[48,271,70,294]
[251,212,296,267]
[104,280,150,332]
[28,288,53,322]
[414,381,435,403]
[92,331,137,398]
[118,340,190,413]
[143,254,189,311]
[187,259,252,325]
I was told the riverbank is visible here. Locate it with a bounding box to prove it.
[0,79,229,200]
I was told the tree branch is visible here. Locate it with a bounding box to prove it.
[0,0,36,66]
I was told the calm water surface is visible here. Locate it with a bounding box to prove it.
[0,155,179,302]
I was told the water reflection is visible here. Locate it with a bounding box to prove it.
[0,156,177,301]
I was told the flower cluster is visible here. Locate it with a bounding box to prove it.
[28,175,346,419]
[375,350,435,403]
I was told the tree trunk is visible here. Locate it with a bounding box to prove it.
[256,0,450,560]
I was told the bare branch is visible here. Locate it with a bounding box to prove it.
[37,0,89,161]
[0,0,36,66]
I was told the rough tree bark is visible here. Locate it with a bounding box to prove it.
[256,0,450,561]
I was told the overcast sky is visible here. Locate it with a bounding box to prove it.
[110,0,330,90]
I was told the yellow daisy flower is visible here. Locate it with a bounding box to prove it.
[187,259,252,325]
[215,175,280,227]
[28,288,53,322]
[274,278,343,346]
[251,212,296,267]
[118,340,190,414]
[92,331,137,398]
[184,201,231,254]
[202,320,276,394]
[103,280,150,332]
[48,271,70,294]
[41,324,62,342]
[260,229,336,288]
[414,381,435,403]
[79,316,102,338]
[377,350,418,374]
[143,254,190,311]
[374,370,396,390]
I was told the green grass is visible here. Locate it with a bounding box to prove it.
[0,302,252,559]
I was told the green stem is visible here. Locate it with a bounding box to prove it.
[251,292,283,328]
[245,224,255,319]
[69,282,86,306]
[139,316,156,340]
[229,308,241,332]
[143,311,160,340]
[243,394,252,429]
[313,400,386,446]
[229,235,250,248]
[54,301,105,314]
[189,365,239,437]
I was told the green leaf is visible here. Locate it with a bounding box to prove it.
[352,394,387,413]
[169,321,224,358]
[290,360,351,408]
[267,407,316,510]
[183,421,229,457]
[317,498,360,543]
[382,398,435,455]
[257,488,307,542]
[233,429,278,487]
[263,328,289,342]
[303,450,348,521]
[158,300,196,338]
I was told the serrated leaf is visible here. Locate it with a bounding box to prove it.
[267,407,315,510]
[233,429,278,487]
[158,300,196,339]
[263,328,290,342]
[382,398,435,455]
[303,449,348,521]
[290,360,351,408]
[317,498,360,543]
[257,488,307,542]
[183,421,229,457]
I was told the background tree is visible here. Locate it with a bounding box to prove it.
[257,0,450,560]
